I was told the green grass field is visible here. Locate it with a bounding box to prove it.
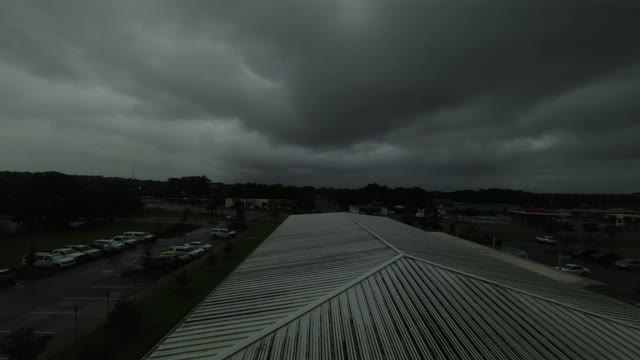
[0,220,180,268]
[49,217,284,360]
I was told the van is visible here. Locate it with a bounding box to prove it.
[209,228,236,239]
[123,231,156,243]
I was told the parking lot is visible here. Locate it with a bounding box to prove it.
[0,227,216,359]
[469,222,640,303]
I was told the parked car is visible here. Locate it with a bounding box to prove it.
[51,248,89,263]
[187,241,212,251]
[111,235,138,248]
[93,239,125,253]
[159,251,191,263]
[210,227,236,239]
[22,252,76,270]
[123,232,156,243]
[91,240,114,254]
[555,264,591,276]
[592,252,620,264]
[535,235,557,245]
[169,245,204,259]
[571,248,598,259]
[64,244,103,259]
[614,259,640,271]
[0,268,16,287]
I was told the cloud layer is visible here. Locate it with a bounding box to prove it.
[1,0,639,192]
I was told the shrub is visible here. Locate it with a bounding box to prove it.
[107,300,141,334]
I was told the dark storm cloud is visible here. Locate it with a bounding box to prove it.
[1,0,639,191]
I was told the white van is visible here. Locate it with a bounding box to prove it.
[209,228,236,239]
[123,231,156,243]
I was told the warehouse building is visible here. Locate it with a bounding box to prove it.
[145,213,640,360]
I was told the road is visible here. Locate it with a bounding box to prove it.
[0,227,214,358]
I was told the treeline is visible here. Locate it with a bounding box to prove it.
[0,172,142,230]
[1,172,638,230]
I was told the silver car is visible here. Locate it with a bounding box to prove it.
[614,259,640,270]
[65,244,103,259]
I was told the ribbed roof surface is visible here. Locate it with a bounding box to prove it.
[145,213,640,360]
[146,213,398,360]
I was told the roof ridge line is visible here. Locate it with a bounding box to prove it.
[403,253,640,331]
[214,253,405,360]
[348,213,640,331]
[347,213,403,255]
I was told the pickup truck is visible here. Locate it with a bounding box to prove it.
[22,252,76,270]
[0,268,16,287]
[209,228,236,239]
[535,235,557,245]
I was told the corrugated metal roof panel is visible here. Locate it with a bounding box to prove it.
[145,213,398,360]
[350,213,640,326]
[226,256,640,360]
[145,213,640,360]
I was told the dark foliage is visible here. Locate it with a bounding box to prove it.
[107,300,141,334]
[0,328,54,360]
[175,270,192,293]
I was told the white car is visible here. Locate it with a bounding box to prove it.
[51,248,89,263]
[22,252,76,269]
[123,232,156,243]
[536,235,557,245]
[65,244,103,259]
[187,241,212,251]
[209,228,236,239]
[170,245,204,259]
[614,259,640,271]
[555,264,591,276]
[111,236,138,248]
[94,239,125,252]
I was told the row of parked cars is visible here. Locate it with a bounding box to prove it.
[570,248,640,270]
[554,248,640,276]
[20,231,156,270]
[145,227,236,269]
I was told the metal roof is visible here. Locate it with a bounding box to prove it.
[145,213,640,360]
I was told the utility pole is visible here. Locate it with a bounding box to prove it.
[74,304,78,340]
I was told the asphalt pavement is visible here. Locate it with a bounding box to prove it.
[0,227,214,359]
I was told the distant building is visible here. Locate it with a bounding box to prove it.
[349,205,389,216]
[224,198,294,209]
[606,213,640,227]
[435,200,514,215]
[507,208,569,225]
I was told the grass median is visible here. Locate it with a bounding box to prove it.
[48,217,285,360]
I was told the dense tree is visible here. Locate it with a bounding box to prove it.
[602,225,621,249]
[582,222,600,243]
[558,222,575,247]
[0,328,54,360]
[107,300,141,334]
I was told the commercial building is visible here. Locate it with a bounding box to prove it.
[507,208,570,224]
[349,205,389,216]
[224,198,294,209]
[145,213,640,360]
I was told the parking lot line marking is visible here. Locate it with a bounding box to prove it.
[90,286,145,289]
[27,311,93,316]
[63,297,109,301]
[0,330,56,335]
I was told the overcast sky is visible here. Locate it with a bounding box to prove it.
[1,1,639,192]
